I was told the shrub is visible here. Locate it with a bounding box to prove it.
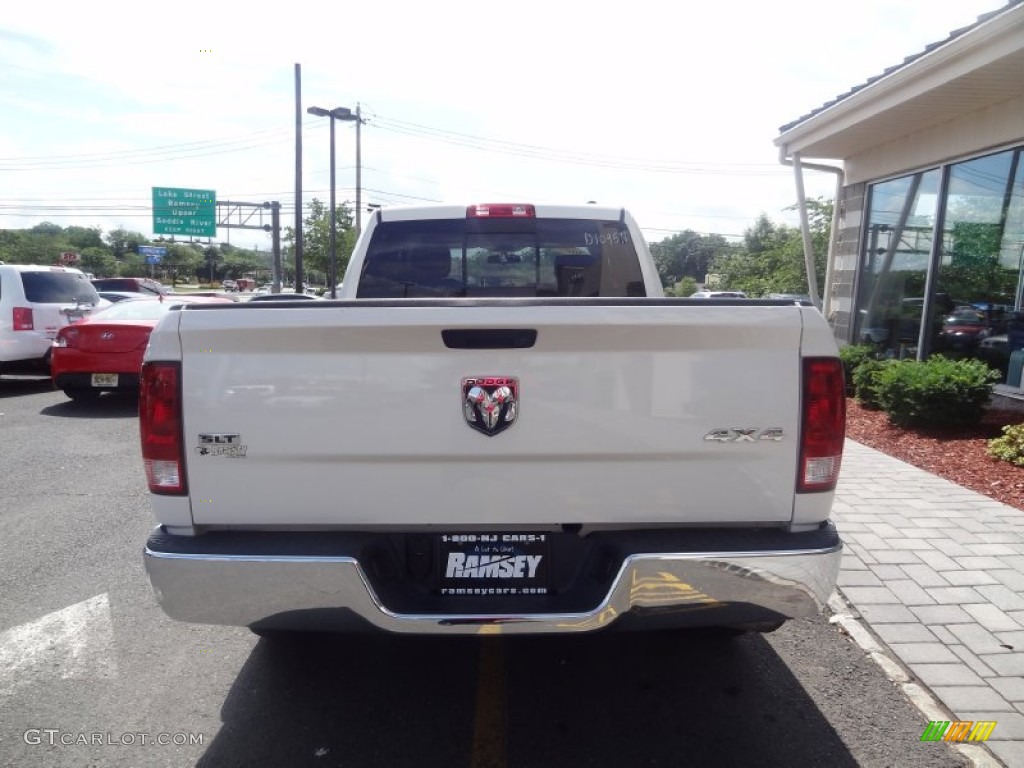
[852,358,892,410]
[873,355,1000,427]
[839,344,879,396]
[988,424,1024,467]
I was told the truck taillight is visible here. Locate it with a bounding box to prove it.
[140,361,187,495]
[13,307,33,331]
[467,203,536,218]
[798,357,846,493]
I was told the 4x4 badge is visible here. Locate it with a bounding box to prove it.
[462,377,519,436]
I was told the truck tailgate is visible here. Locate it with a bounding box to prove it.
[174,302,805,527]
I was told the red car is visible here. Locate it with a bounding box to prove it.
[51,296,230,401]
[936,307,992,353]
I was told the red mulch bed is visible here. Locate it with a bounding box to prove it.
[844,398,1024,511]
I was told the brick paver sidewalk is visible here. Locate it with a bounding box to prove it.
[834,440,1024,766]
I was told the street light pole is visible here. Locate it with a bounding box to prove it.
[327,114,336,299]
[307,105,354,299]
[294,64,303,296]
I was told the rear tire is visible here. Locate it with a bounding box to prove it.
[63,387,101,401]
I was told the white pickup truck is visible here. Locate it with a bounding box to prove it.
[141,203,845,636]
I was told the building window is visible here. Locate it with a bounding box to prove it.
[854,145,1024,381]
[855,169,941,357]
[933,149,1024,377]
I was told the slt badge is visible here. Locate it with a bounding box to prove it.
[462,376,519,436]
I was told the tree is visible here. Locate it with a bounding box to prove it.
[941,222,1016,303]
[119,252,148,277]
[0,230,20,263]
[202,245,221,284]
[283,198,356,285]
[7,229,65,264]
[65,226,105,251]
[30,222,63,237]
[78,247,117,277]
[650,230,729,289]
[106,228,148,259]
[160,243,203,286]
[711,199,833,297]
[664,276,698,297]
[222,248,266,281]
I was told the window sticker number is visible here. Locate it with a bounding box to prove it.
[585,231,630,246]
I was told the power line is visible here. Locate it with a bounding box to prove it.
[0,135,299,171]
[0,124,297,163]
[0,116,337,171]
[365,113,792,175]
[0,104,799,178]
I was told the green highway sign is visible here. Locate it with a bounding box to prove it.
[152,187,217,237]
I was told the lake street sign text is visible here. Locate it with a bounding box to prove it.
[152,187,216,237]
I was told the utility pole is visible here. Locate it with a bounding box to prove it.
[355,103,362,239]
[294,63,304,292]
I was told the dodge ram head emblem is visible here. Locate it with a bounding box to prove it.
[462,377,519,436]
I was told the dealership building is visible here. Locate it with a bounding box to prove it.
[776,1,1024,381]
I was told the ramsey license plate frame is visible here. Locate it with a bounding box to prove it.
[438,533,550,596]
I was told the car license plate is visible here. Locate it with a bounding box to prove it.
[91,373,118,387]
[438,533,549,595]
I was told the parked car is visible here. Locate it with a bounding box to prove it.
[766,293,813,305]
[689,290,747,298]
[978,333,1009,371]
[51,295,231,400]
[181,291,242,302]
[0,264,104,376]
[244,293,319,302]
[97,291,153,303]
[936,306,993,352]
[91,277,169,296]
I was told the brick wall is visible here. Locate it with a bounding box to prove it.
[829,182,866,344]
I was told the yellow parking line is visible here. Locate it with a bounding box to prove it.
[471,636,507,768]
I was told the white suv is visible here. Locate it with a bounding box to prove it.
[0,265,103,376]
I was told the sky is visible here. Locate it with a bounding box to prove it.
[0,0,1011,252]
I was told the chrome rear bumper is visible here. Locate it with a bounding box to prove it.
[144,525,841,635]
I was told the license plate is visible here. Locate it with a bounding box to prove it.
[438,533,550,596]
[91,373,118,387]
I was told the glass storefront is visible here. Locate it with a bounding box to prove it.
[855,145,1024,382]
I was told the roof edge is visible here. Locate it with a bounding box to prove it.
[776,1,1024,153]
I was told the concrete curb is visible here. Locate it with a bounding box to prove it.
[827,592,1006,768]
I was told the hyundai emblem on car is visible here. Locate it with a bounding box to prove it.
[462,377,519,436]
[101,332,115,340]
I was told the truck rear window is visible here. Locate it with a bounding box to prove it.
[20,272,100,304]
[357,218,646,298]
